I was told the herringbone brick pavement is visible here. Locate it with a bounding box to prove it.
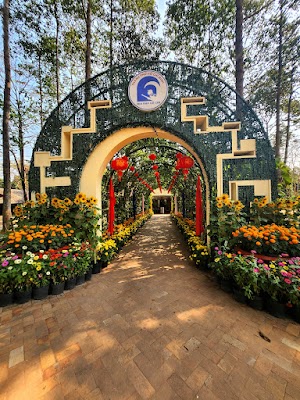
[0,215,300,400]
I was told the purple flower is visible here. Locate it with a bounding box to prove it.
[2,260,9,267]
[217,250,222,255]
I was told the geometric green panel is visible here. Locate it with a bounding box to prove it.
[29,60,277,200]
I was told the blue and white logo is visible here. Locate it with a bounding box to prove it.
[128,70,168,112]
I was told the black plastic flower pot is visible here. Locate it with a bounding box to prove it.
[248,295,264,311]
[85,268,93,281]
[50,282,65,295]
[0,292,13,307]
[232,287,247,304]
[92,261,102,274]
[32,285,50,300]
[76,274,85,286]
[14,289,32,304]
[265,297,286,318]
[220,278,233,293]
[64,278,76,290]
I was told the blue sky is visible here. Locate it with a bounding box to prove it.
[156,0,167,36]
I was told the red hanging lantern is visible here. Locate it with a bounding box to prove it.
[111,156,129,181]
[129,166,135,172]
[176,152,183,159]
[181,156,194,169]
[154,171,160,177]
[152,165,158,170]
[149,153,156,161]
[134,172,139,177]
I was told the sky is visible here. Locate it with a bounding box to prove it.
[156,0,167,37]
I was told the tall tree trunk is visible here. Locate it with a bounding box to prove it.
[284,67,295,164]
[38,53,44,129]
[109,0,113,101]
[275,0,284,160]
[235,0,244,120]
[85,0,91,124]
[2,0,12,231]
[54,0,60,106]
[17,100,28,201]
[109,0,113,72]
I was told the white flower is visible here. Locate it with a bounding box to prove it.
[27,259,33,264]
[22,246,28,250]
[26,251,33,257]
[8,266,13,270]
[62,250,68,253]
[42,254,48,260]
[39,250,44,254]
[11,252,15,256]
[14,259,22,264]
[22,271,27,276]
[46,271,50,275]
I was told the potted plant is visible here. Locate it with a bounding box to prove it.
[209,247,235,292]
[28,257,51,300]
[0,253,16,306]
[95,239,117,269]
[230,254,267,308]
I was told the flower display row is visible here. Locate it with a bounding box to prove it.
[172,213,209,268]
[0,192,153,306]
[210,248,300,320]
[232,224,300,257]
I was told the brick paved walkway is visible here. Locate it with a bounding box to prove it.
[1,215,300,400]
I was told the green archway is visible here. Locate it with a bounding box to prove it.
[29,60,276,204]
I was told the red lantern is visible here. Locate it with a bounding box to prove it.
[154,171,160,177]
[152,165,158,170]
[129,166,135,172]
[176,153,183,159]
[181,156,194,169]
[149,153,156,161]
[111,156,129,181]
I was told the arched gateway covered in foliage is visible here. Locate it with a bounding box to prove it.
[29,60,276,225]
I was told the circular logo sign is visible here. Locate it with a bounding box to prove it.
[128,70,168,112]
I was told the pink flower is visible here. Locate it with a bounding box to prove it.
[12,255,18,260]
[284,278,292,284]
[251,250,257,254]
[257,259,264,264]
[263,264,270,271]
[2,260,9,267]
[253,268,260,273]
[218,250,222,255]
